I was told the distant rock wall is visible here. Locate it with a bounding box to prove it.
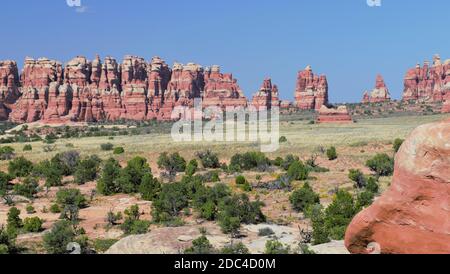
[4,56,248,123]
[402,55,449,102]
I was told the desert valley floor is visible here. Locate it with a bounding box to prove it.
[0,112,448,254]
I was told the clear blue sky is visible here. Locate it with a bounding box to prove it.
[1,0,449,102]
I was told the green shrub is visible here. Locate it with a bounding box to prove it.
[365,177,379,194]
[7,207,22,233]
[56,188,87,209]
[23,145,33,152]
[326,147,338,161]
[0,171,12,196]
[121,205,150,235]
[157,152,187,174]
[0,146,15,160]
[272,157,283,167]
[43,220,75,254]
[393,138,404,153]
[33,160,63,188]
[217,194,265,236]
[74,155,101,185]
[289,182,320,212]
[50,204,61,214]
[13,177,39,199]
[139,173,161,201]
[258,227,275,237]
[93,239,119,253]
[348,169,366,189]
[356,190,375,210]
[196,150,220,169]
[287,161,309,181]
[264,240,290,254]
[152,182,189,223]
[117,156,154,194]
[23,217,43,233]
[324,190,357,240]
[51,151,80,176]
[279,136,288,143]
[193,183,231,221]
[26,204,36,214]
[44,133,58,144]
[8,157,33,178]
[220,242,249,254]
[235,175,247,185]
[184,236,215,254]
[0,226,17,254]
[281,154,300,171]
[100,143,114,151]
[185,159,198,176]
[113,147,125,155]
[366,153,394,176]
[310,206,330,245]
[230,151,270,171]
[97,158,122,195]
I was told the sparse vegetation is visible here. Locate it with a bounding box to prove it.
[366,153,394,177]
[100,143,114,151]
[290,182,320,212]
[393,138,405,153]
[326,146,338,161]
[196,150,220,169]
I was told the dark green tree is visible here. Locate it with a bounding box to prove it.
[74,155,101,185]
[43,220,76,254]
[184,236,215,254]
[287,160,309,181]
[326,147,338,161]
[366,153,394,176]
[13,176,39,199]
[97,158,122,195]
[289,182,320,212]
[8,156,33,178]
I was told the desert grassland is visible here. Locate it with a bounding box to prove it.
[0,113,448,247]
[1,113,448,208]
[2,113,448,170]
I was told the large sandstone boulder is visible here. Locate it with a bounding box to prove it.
[345,119,450,254]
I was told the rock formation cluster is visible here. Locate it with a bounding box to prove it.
[294,66,329,110]
[1,56,249,123]
[402,55,450,102]
[251,78,280,109]
[362,75,391,103]
[316,105,352,123]
[345,119,450,254]
[0,60,21,120]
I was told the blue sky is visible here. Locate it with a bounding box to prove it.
[1,0,449,102]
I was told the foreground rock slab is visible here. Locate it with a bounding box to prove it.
[345,119,450,254]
